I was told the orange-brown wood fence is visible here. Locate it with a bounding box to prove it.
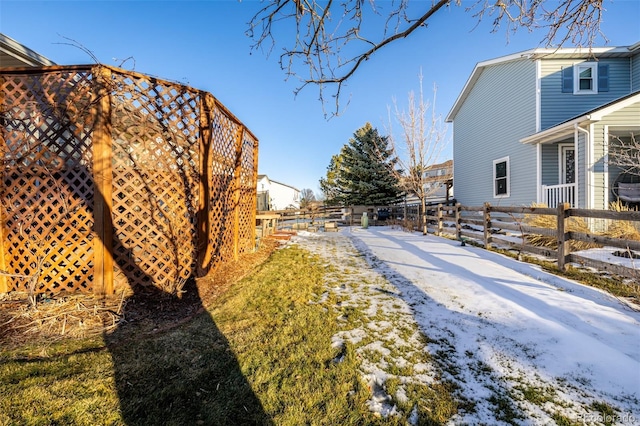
[0,65,258,295]
[418,203,640,282]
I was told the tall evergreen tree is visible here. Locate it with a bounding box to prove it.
[319,153,343,206]
[321,123,402,207]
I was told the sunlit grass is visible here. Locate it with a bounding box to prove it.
[2,244,458,425]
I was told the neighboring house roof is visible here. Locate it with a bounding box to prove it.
[0,33,56,67]
[445,42,640,123]
[425,159,453,170]
[270,179,300,192]
[520,90,640,144]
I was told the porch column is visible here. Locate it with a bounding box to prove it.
[574,126,579,208]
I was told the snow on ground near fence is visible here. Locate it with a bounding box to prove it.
[291,227,640,425]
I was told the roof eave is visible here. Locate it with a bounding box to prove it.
[0,33,56,67]
[520,116,591,145]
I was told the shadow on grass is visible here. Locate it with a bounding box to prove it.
[104,278,271,425]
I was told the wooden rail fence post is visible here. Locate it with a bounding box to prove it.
[557,202,570,271]
[455,203,462,240]
[483,202,492,249]
[437,204,443,236]
[92,66,114,296]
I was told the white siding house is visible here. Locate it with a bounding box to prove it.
[256,175,300,210]
[447,42,640,210]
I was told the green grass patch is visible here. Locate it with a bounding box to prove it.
[1,244,459,425]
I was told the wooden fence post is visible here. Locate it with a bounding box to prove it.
[437,204,443,236]
[0,207,7,293]
[251,129,259,250]
[197,94,213,275]
[232,126,245,261]
[557,202,570,271]
[92,66,114,296]
[455,203,462,240]
[483,202,492,249]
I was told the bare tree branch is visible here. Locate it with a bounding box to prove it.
[610,133,640,178]
[248,0,607,117]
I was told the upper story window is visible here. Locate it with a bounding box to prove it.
[575,63,597,93]
[562,62,609,94]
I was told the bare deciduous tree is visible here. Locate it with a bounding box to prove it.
[299,188,316,209]
[248,0,607,116]
[385,73,449,235]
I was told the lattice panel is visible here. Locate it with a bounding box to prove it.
[1,66,258,295]
[237,132,258,254]
[206,109,241,267]
[109,71,200,291]
[1,70,95,293]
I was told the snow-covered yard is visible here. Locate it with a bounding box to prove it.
[289,227,640,425]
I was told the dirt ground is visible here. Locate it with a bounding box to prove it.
[0,238,281,349]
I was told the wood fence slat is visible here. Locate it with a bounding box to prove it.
[568,254,639,280]
[490,235,558,258]
[569,231,640,252]
[571,208,640,221]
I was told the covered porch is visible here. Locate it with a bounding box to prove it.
[521,92,640,210]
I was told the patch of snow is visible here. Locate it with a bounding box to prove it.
[289,226,640,425]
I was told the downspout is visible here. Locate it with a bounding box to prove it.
[575,124,590,209]
[535,59,542,204]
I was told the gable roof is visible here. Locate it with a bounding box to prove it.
[269,179,300,192]
[0,33,56,67]
[520,90,640,144]
[445,42,640,123]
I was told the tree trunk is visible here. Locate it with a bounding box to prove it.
[421,196,427,235]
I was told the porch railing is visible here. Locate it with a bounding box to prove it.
[542,183,576,208]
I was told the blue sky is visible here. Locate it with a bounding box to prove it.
[1,0,639,195]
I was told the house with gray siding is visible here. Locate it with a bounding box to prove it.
[0,33,56,67]
[446,42,640,210]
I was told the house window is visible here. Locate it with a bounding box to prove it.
[493,157,510,198]
[562,63,609,94]
[574,63,597,94]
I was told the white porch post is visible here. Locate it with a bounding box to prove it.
[536,143,541,204]
[574,126,579,208]
[576,124,590,209]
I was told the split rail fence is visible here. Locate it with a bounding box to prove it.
[1,64,258,296]
[405,203,640,282]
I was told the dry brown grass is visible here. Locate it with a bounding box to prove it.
[0,238,282,349]
[603,200,640,241]
[524,201,640,252]
[523,203,601,251]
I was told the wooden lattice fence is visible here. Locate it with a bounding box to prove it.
[0,65,258,295]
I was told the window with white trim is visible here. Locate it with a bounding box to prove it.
[574,63,597,94]
[493,157,510,198]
